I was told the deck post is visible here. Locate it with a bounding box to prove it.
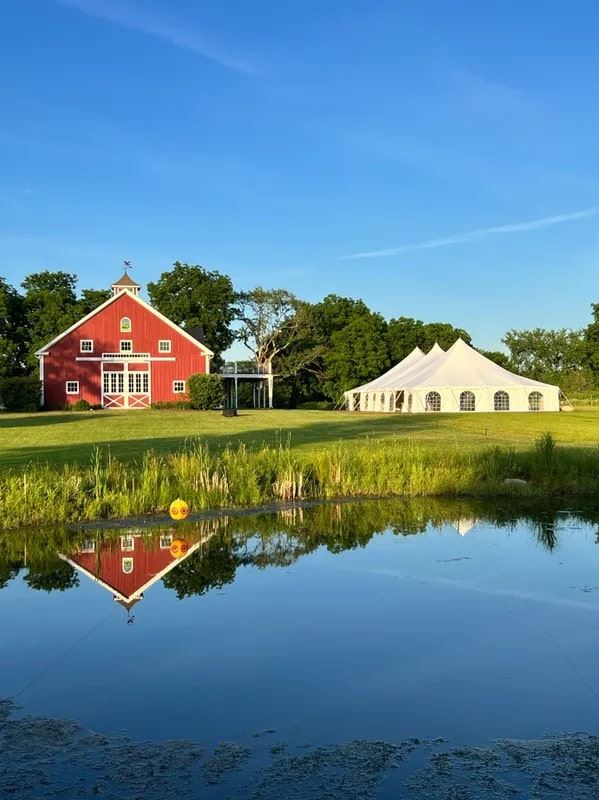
[267,374,274,408]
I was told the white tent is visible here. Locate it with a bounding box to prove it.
[347,345,442,412]
[452,518,478,536]
[345,339,561,413]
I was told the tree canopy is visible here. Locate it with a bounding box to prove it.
[582,303,599,382]
[147,262,237,357]
[387,317,471,363]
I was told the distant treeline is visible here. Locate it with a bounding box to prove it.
[1,263,598,405]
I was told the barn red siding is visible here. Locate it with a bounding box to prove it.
[69,531,201,600]
[41,292,209,408]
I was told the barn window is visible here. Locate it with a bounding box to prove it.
[173,380,186,394]
[80,339,93,353]
[158,339,171,353]
[426,391,441,411]
[120,340,133,353]
[529,391,544,411]
[81,539,96,553]
[120,316,132,333]
[122,558,134,574]
[160,535,173,549]
[494,391,510,411]
[460,390,476,411]
[120,535,134,552]
[66,381,80,395]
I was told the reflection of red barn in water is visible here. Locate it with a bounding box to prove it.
[61,531,202,615]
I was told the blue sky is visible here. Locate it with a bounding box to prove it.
[1,0,599,352]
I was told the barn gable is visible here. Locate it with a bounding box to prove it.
[36,290,214,357]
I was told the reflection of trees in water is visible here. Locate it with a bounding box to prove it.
[1,498,599,595]
[0,561,21,590]
[24,558,79,592]
[162,538,238,599]
[533,520,558,552]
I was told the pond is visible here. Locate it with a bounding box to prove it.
[1,498,599,798]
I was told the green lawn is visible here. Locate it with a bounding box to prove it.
[1,408,599,469]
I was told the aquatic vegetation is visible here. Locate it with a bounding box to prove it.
[1,699,598,799]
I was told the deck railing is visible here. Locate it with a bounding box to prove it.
[221,361,271,375]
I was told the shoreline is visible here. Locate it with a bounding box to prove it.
[1,433,598,530]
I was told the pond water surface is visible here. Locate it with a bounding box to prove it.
[1,499,599,798]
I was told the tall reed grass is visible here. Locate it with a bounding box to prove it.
[0,434,597,528]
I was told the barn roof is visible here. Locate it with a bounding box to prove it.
[183,325,206,345]
[35,290,215,357]
[112,271,141,288]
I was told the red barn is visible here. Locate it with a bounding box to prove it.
[36,272,213,409]
[61,530,203,613]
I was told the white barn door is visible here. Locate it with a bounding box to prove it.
[102,365,151,408]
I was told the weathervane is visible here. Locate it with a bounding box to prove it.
[123,260,132,274]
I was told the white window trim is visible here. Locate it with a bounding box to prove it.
[160,535,173,549]
[80,339,94,353]
[66,381,80,395]
[158,339,172,353]
[120,339,133,352]
[120,316,132,333]
[173,380,186,394]
[121,535,135,552]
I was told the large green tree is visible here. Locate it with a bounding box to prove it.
[22,270,79,370]
[582,303,599,384]
[0,277,26,377]
[236,287,317,374]
[503,327,584,382]
[323,312,390,401]
[387,317,471,363]
[77,288,111,316]
[147,262,237,357]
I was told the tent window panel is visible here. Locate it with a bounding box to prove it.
[379,394,385,411]
[425,391,441,412]
[529,391,544,411]
[460,391,475,412]
[494,391,510,411]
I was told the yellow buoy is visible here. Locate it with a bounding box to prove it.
[170,538,189,559]
[169,498,189,521]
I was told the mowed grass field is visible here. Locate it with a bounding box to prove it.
[1,407,599,470]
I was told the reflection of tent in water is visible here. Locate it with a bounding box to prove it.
[59,527,217,615]
[452,518,478,536]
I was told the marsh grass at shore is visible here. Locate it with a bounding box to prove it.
[1,433,598,528]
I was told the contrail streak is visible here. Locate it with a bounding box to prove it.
[339,205,599,260]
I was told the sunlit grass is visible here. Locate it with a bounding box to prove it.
[0,408,598,470]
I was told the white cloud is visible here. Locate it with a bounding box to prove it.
[339,205,599,260]
[57,0,258,76]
